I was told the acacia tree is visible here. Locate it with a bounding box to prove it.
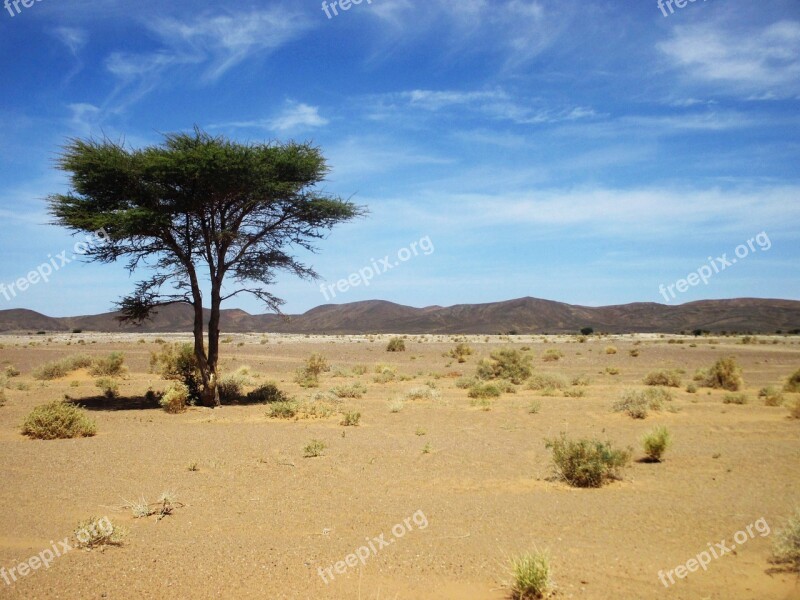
[49,129,362,407]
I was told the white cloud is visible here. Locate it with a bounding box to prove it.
[658,20,800,98]
[267,102,329,132]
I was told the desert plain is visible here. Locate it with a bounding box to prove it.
[0,332,799,600]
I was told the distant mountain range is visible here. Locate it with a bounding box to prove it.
[1,297,799,334]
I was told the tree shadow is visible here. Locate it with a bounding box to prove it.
[68,394,161,412]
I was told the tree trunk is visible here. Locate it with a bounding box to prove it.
[204,286,222,408]
[188,282,219,408]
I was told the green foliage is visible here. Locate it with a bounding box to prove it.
[245,383,289,404]
[303,439,327,458]
[722,393,748,405]
[527,373,568,391]
[642,426,672,462]
[772,510,800,572]
[21,401,97,440]
[372,364,397,384]
[90,352,126,377]
[151,343,201,401]
[386,337,406,352]
[476,348,532,384]
[448,343,473,363]
[95,377,120,399]
[330,383,366,399]
[33,354,93,380]
[643,369,682,387]
[510,552,552,600]
[468,382,503,399]
[295,353,330,388]
[218,374,246,403]
[580,327,594,335]
[759,386,784,407]
[268,400,299,419]
[703,357,744,391]
[340,411,361,426]
[160,382,189,414]
[545,433,631,488]
[613,388,671,419]
[784,368,800,393]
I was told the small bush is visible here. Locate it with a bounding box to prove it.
[563,388,586,398]
[686,383,697,393]
[629,349,640,358]
[771,510,800,572]
[404,386,441,401]
[21,401,97,440]
[268,400,299,419]
[545,433,630,488]
[90,352,126,377]
[74,516,125,549]
[160,382,189,414]
[448,343,473,363]
[703,357,744,391]
[33,354,93,380]
[468,383,502,399]
[94,377,119,399]
[571,374,591,386]
[246,383,289,404]
[759,386,784,407]
[605,367,620,375]
[541,349,564,362]
[722,393,748,405]
[643,369,682,388]
[477,348,532,384]
[510,551,552,599]
[527,373,568,391]
[341,411,361,426]
[790,398,800,419]
[330,383,367,399]
[528,400,541,414]
[295,353,330,388]
[605,346,617,355]
[642,426,671,462]
[0,389,6,407]
[4,365,20,377]
[784,368,800,393]
[388,399,404,413]
[613,388,670,419]
[150,343,201,401]
[218,374,246,403]
[386,337,406,352]
[303,439,327,458]
[373,365,397,384]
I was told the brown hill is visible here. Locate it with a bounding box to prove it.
[1,297,798,334]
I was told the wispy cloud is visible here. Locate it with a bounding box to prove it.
[658,20,800,99]
[211,101,328,134]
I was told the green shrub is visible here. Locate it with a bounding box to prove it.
[541,349,564,362]
[686,383,697,393]
[629,349,640,357]
[448,343,473,363]
[340,411,361,426]
[643,369,682,387]
[386,337,406,352]
[267,400,300,419]
[527,373,567,391]
[771,510,800,572]
[404,386,441,401]
[545,433,630,488]
[759,386,784,407]
[4,365,20,378]
[613,388,670,419]
[150,343,201,401]
[468,383,502,399]
[580,327,593,336]
[160,382,189,414]
[642,426,671,462]
[33,354,93,380]
[217,374,246,403]
[722,393,748,405]
[476,348,532,384]
[571,374,591,386]
[510,551,552,599]
[90,352,126,377]
[303,439,327,458]
[372,365,397,384]
[563,388,585,398]
[94,377,119,399]
[246,383,289,404]
[784,368,800,393]
[295,353,330,388]
[330,383,367,399]
[703,357,744,391]
[21,401,97,440]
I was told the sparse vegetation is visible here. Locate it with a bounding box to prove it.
[160,382,190,414]
[246,382,289,404]
[541,349,564,362]
[605,346,617,355]
[702,357,744,391]
[268,400,299,419]
[90,352,127,377]
[386,337,406,352]
[404,386,441,401]
[33,354,92,380]
[74,516,125,549]
[759,386,784,407]
[722,393,748,405]
[476,348,532,384]
[527,373,568,391]
[784,368,800,393]
[509,551,552,599]
[468,382,502,399]
[546,432,631,488]
[295,353,330,388]
[448,343,474,363]
[330,383,367,399]
[21,401,97,440]
[95,377,120,399]
[341,411,361,426]
[373,364,397,384]
[150,342,201,401]
[303,439,327,458]
[642,426,671,462]
[771,510,800,572]
[613,388,671,419]
[643,369,682,388]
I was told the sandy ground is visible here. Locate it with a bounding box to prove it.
[0,332,799,600]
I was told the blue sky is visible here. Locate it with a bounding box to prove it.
[0,0,798,317]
